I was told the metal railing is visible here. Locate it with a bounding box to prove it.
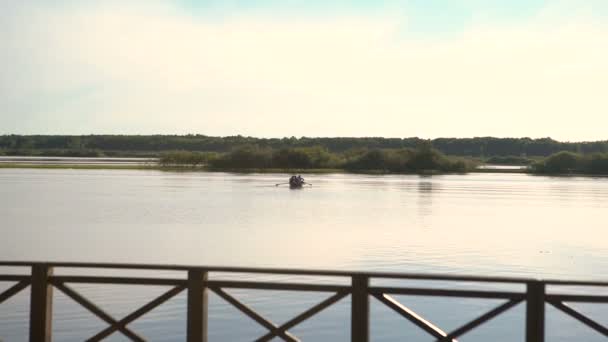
[1,261,607,341]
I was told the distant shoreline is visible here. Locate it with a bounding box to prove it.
[0,162,530,174]
[5,153,608,177]
[6,163,608,178]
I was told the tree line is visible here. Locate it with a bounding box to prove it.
[160,143,473,173]
[532,152,608,175]
[2,135,608,157]
[159,147,608,175]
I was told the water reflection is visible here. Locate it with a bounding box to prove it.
[1,170,608,341]
[417,179,434,222]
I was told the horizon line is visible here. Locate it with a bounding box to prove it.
[1,133,607,144]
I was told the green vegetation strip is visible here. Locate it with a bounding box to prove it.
[531,151,608,175]
[0,164,159,170]
[4,147,607,176]
[159,143,475,174]
[3,135,608,158]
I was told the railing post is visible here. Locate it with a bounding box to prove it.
[187,268,208,342]
[30,264,53,342]
[351,274,369,342]
[526,281,545,342]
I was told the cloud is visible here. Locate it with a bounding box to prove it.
[1,1,607,140]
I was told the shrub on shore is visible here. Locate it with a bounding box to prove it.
[167,143,475,173]
[532,151,608,174]
[159,151,217,167]
[485,155,533,165]
[208,145,273,169]
[343,143,471,173]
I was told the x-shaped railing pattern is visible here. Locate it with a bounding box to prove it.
[366,288,608,342]
[0,274,187,341]
[50,279,186,341]
[370,292,524,341]
[209,286,349,342]
[1,262,608,342]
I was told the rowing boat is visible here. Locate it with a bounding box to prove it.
[289,176,305,189]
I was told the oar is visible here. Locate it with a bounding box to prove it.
[275,182,289,186]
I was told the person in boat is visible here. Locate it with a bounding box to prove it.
[289,175,304,187]
[289,175,298,187]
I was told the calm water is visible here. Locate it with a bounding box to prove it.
[1,169,607,341]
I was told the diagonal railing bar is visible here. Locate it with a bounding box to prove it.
[372,293,453,340]
[52,281,144,341]
[209,286,298,342]
[256,290,350,342]
[0,280,29,304]
[88,284,186,341]
[547,299,608,337]
[438,298,524,341]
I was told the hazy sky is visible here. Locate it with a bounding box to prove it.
[1,1,607,140]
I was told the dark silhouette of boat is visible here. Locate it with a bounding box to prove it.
[289,175,305,189]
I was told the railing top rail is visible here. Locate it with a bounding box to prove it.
[543,279,608,287]
[1,261,607,287]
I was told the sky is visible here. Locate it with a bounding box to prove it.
[1,0,607,141]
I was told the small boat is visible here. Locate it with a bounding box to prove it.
[289,175,305,189]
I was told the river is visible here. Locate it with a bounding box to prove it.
[1,169,607,341]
